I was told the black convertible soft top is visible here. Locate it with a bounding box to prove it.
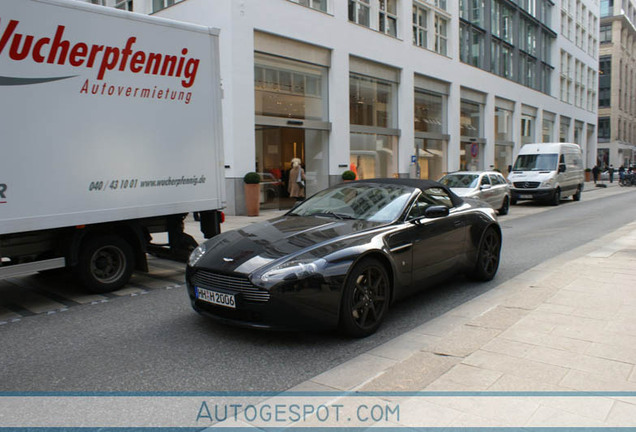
[345,178,465,208]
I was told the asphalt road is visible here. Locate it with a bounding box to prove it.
[1,188,635,392]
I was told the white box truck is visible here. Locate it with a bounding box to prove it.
[0,0,225,292]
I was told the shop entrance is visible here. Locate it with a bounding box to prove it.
[255,126,329,210]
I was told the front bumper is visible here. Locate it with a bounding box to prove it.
[186,267,344,331]
[511,188,556,201]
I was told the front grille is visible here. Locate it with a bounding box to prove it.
[191,270,270,302]
[513,181,541,189]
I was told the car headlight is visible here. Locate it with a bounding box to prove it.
[540,178,555,187]
[260,258,326,284]
[188,243,207,267]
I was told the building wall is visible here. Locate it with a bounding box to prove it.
[599,0,636,168]
[87,0,600,214]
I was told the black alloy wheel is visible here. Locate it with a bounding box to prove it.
[340,258,389,337]
[468,227,501,282]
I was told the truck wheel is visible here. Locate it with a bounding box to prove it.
[551,188,561,206]
[572,185,582,201]
[77,235,134,293]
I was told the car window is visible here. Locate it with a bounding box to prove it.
[481,175,491,186]
[489,174,503,185]
[439,174,479,188]
[406,187,453,220]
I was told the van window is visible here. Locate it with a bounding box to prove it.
[512,154,558,171]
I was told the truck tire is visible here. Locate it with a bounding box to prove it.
[77,235,135,293]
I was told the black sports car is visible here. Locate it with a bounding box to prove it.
[186,179,501,337]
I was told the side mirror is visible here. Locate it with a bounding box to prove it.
[480,184,492,190]
[507,165,512,173]
[558,164,566,173]
[424,205,450,219]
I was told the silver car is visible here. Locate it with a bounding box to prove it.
[438,171,511,215]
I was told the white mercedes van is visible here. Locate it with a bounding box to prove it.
[508,143,584,206]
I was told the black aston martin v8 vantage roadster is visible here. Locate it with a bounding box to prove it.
[186,179,501,337]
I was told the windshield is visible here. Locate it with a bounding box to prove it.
[438,174,480,189]
[513,154,558,171]
[289,184,414,223]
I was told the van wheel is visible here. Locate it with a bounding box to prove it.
[76,235,134,293]
[572,186,582,201]
[498,197,510,215]
[551,188,561,206]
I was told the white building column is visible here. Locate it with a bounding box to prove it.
[399,68,415,177]
[484,92,496,170]
[329,47,351,184]
[447,81,461,172]
[512,100,523,157]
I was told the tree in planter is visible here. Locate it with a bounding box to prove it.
[342,170,356,182]
[243,172,261,216]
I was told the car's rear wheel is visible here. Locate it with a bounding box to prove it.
[498,196,510,215]
[340,258,389,337]
[468,227,501,282]
[572,185,582,201]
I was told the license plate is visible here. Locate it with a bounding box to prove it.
[195,287,236,309]
[519,194,533,199]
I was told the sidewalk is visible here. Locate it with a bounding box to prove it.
[282,215,636,428]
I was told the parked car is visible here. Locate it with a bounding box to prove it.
[438,171,511,215]
[187,179,502,337]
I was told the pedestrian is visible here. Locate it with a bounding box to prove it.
[288,157,305,201]
[592,165,600,184]
[619,165,625,183]
[608,165,615,183]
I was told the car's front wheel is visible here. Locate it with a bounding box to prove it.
[340,258,389,337]
[468,227,501,282]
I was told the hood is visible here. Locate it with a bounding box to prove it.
[194,215,384,274]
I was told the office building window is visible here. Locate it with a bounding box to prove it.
[598,117,610,140]
[290,0,328,12]
[599,56,611,107]
[379,0,398,36]
[349,0,371,26]
[460,0,485,27]
[414,90,444,134]
[521,114,536,144]
[255,54,327,121]
[599,25,612,43]
[601,0,613,17]
[434,14,448,55]
[413,3,428,47]
[153,0,182,12]
[460,23,485,68]
[350,73,397,128]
